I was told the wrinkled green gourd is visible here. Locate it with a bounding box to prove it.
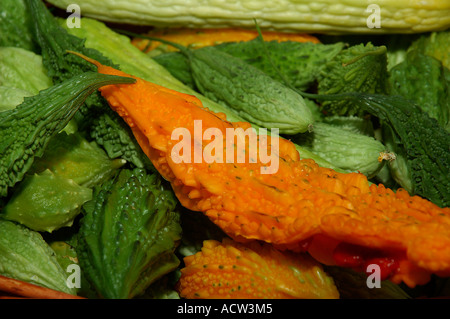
[0,46,53,95]
[0,46,53,112]
[27,0,149,168]
[0,86,34,112]
[381,124,414,193]
[45,0,450,34]
[2,169,93,232]
[389,49,450,131]
[49,241,97,298]
[294,122,389,178]
[153,39,345,92]
[77,168,182,299]
[0,0,38,51]
[139,35,314,134]
[187,46,314,134]
[62,17,244,123]
[317,43,389,117]
[307,92,450,207]
[356,94,450,207]
[0,71,134,198]
[31,131,126,188]
[0,219,76,295]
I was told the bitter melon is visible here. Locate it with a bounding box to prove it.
[0,72,134,198]
[27,0,150,168]
[153,39,345,92]
[140,36,313,134]
[77,168,182,299]
[46,0,450,34]
[294,122,389,178]
[0,219,76,295]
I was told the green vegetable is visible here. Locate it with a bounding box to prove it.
[192,46,313,134]
[381,124,414,194]
[317,43,389,116]
[140,35,313,134]
[62,21,346,171]
[153,39,345,91]
[294,122,388,178]
[0,46,53,112]
[0,86,34,112]
[0,0,38,51]
[222,40,345,91]
[49,241,97,298]
[409,31,450,69]
[0,219,76,295]
[0,46,53,95]
[0,71,135,198]
[27,0,149,168]
[2,169,92,232]
[321,115,375,137]
[306,92,450,207]
[152,52,196,88]
[389,49,450,131]
[62,17,245,123]
[77,168,182,299]
[31,131,126,188]
[45,0,450,34]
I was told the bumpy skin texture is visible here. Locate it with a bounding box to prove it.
[46,0,450,34]
[154,39,344,92]
[389,49,450,131]
[293,122,387,178]
[0,219,76,295]
[2,169,92,233]
[77,168,182,299]
[178,238,340,299]
[28,0,149,168]
[87,57,450,288]
[318,43,389,117]
[188,46,314,134]
[0,72,134,197]
[347,93,450,208]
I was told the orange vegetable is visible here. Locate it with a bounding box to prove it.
[71,52,450,288]
[177,238,340,299]
[131,27,320,53]
[0,275,84,299]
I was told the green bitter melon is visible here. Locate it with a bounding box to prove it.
[0,72,134,198]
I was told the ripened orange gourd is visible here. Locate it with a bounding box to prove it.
[72,52,450,288]
[131,27,320,53]
[177,238,340,299]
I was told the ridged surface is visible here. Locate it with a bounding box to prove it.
[48,0,450,33]
[90,58,450,287]
[178,238,340,299]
